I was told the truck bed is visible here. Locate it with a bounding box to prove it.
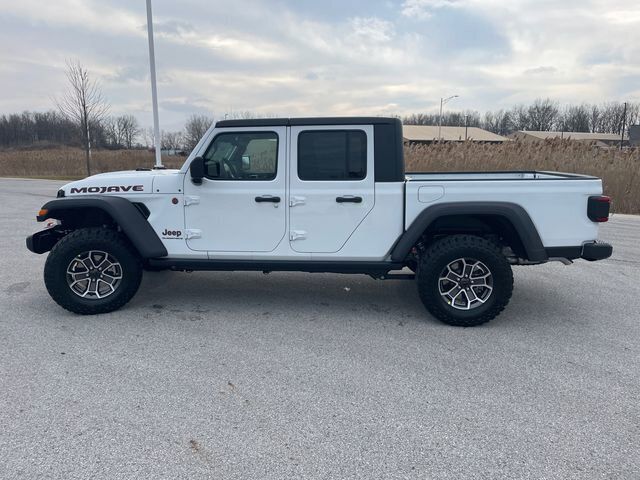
[406,170,597,182]
[404,170,604,249]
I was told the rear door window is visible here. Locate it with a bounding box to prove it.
[297,130,366,181]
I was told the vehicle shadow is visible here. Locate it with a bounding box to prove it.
[132,269,430,327]
[126,268,585,331]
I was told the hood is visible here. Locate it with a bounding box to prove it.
[61,169,180,196]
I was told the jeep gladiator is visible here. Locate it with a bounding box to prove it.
[26,117,612,326]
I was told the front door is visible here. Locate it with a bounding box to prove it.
[184,127,287,252]
[289,125,375,253]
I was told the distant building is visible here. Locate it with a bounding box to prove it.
[403,125,509,144]
[511,130,627,148]
[629,125,640,147]
[159,148,187,156]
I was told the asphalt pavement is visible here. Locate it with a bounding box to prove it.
[0,178,638,479]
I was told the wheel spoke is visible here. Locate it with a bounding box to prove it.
[101,273,121,285]
[440,281,457,295]
[69,278,89,293]
[472,272,491,280]
[97,256,113,271]
[458,289,471,309]
[471,285,491,302]
[462,260,474,278]
[445,271,461,283]
[67,260,87,275]
[450,288,463,306]
[80,258,94,271]
[71,272,91,282]
[472,277,490,288]
[80,279,95,298]
[466,287,478,303]
[97,279,115,294]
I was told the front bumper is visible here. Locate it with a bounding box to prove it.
[26,229,63,254]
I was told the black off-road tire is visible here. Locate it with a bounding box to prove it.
[416,235,513,327]
[44,228,143,314]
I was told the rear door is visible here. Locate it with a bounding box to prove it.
[289,125,374,253]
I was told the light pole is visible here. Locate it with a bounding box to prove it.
[620,101,628,150]
[438,95,459,141]
[146,0,163,169]
[464,114,469,141]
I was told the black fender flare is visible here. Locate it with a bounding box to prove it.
[36,196,168,258]
[390,202,547,262]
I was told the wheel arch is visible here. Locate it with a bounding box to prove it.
[390,202,547,263]
[35,196,167,258]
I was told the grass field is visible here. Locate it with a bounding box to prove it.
[405,140,639,214]
[1,141,638,213]
[0,147,184,180]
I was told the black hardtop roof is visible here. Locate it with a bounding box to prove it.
[215,117,400,128]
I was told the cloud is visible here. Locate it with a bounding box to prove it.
[349,17,395,43]
[401,0,462,19]
[524,66,558,75]
[152,20,196,36]
[0,0,142,37]
[0,0,638,129]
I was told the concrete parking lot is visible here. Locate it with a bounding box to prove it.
[0,177,638,479]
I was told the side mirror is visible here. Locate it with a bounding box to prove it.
[190,156,205,184]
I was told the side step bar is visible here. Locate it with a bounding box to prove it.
[147,258,408,277]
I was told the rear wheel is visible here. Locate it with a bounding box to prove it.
[44,228,142,314]
[416,235,513,327]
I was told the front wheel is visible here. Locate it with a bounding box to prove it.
[416,235,513,327]
[44,228,143,314]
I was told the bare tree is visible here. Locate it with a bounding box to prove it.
[161,130,183,151]
[184,114,213,152]
[117,114,140,149]
[55,60,109,175]
[103,116,120,148]
[527,98,559,131]
[508,105,531,131]
[141,127,155,149]
[627,103,640,128]
[482,110,511,135]
[558,104,590,132]
[589,105,601,133]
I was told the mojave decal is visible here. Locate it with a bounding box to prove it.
[70,185,144,194]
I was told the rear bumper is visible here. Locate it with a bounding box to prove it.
[545,242,613,262]
[581,242,613,261]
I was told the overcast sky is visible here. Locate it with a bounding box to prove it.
[1,0,639,129]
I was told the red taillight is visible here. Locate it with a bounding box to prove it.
[588,196,611,222]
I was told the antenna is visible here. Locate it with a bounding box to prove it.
[145,0,163,169]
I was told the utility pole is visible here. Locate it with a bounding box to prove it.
[464,114,469,141]
[620,101,627,150]
[146,0,163,168]
[438,95,459,141]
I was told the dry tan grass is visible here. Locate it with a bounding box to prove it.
[1,142,638,214]
[0,147,183,179]
[405,139,640,214]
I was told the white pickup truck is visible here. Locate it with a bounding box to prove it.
[26,117,612,326]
